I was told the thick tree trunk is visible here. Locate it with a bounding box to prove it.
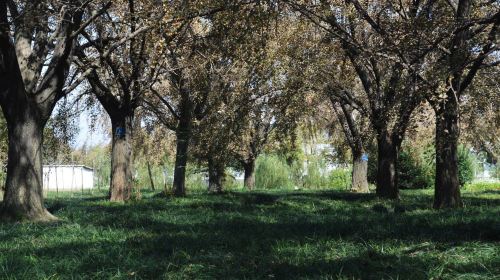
[351,152,369,193]
[172,120,191,196]
[243,159,256,190]
[376,133,399,199]
[433,97,462,208]
[109,114,134,202]
[208,158,225,194]
[0,109,55,222]
[147,160,155,191]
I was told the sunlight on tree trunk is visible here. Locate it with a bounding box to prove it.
[0,107,56,222]
[351,152,369,193]
[109,115,133,202]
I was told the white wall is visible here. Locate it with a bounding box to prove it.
[43,166,94,191]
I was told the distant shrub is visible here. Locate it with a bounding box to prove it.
[328,168,351,190]
[134,162,171,191]
[186,172,207,191]
[366,144,474,189]
[420,144,475,187]
[287,155,350,190]
[302,156,330,189]
[224,170,243,190]
[255,155,293,189]
[457,145,475,186]
[398,149,433,189]
[494,165,500,179]
[463,181,500,192]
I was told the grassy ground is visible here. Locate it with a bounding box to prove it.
[0,184,499,279]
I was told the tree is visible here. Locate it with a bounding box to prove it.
[146,1,274,195]
[330,98,370,193]
[285,0,459,199]
[236,103,275,190]
[144,24,213,195]
[422,1,500,208]
[76,0,164,201]
[324,57,373,193]
[460,66,500,164]
[0,0,109,221]
[229,51,279,190]
[132,120,176,192]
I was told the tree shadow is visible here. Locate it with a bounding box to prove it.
[1,189,499,278]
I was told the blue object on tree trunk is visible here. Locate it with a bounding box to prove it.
[362,153,369,162]
[116,127,126,138]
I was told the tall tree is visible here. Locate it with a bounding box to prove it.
[145,24,212,195]
[284,0,447,199]
[329,96,370,193]
[424,0,500,208]
[145,1,274,195]
[0,0,108,221]
[323,57,372,193]
[76,0,164,201]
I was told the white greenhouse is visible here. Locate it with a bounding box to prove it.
[43,165,94,192]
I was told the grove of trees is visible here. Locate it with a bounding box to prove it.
[0,0,498,222]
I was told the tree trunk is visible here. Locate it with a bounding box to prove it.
[433,96,462,208]
[376,133,399,199]
[172,120,191,196]
[0,108,56,222]
[147,160,155,191]
[109,114,134,202]
[162,165,168,191]
[243,159,256,190]
[351,152,369,193]
[208,158,225,194]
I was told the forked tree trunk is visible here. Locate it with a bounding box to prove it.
[0,107,55,221]
[351,151,369,193]
[376,133,399,199]
[330,100,369,193]
[109,114,134,202]
[172,120,191,196]
[208,158,225,194]
[243,159,256,190]
[433,96,462,208]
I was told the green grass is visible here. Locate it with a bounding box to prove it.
[0,185,499,279]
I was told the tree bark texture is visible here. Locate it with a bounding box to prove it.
[376,133,399,199]
[208,158,225,194]
[109,114,134,202]
[433,94,462,208]
[172,98,192,196]
[172,123,191,196]
[331,100,370,193]
[243,159,256,190]
[0,105,55,221]
[351,152,369,193]
[147,161,155,191]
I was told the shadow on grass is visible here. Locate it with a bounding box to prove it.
[1,189,499,279]
[479,190,500,195]
[43,192,500,244]
[4,221,498,279]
